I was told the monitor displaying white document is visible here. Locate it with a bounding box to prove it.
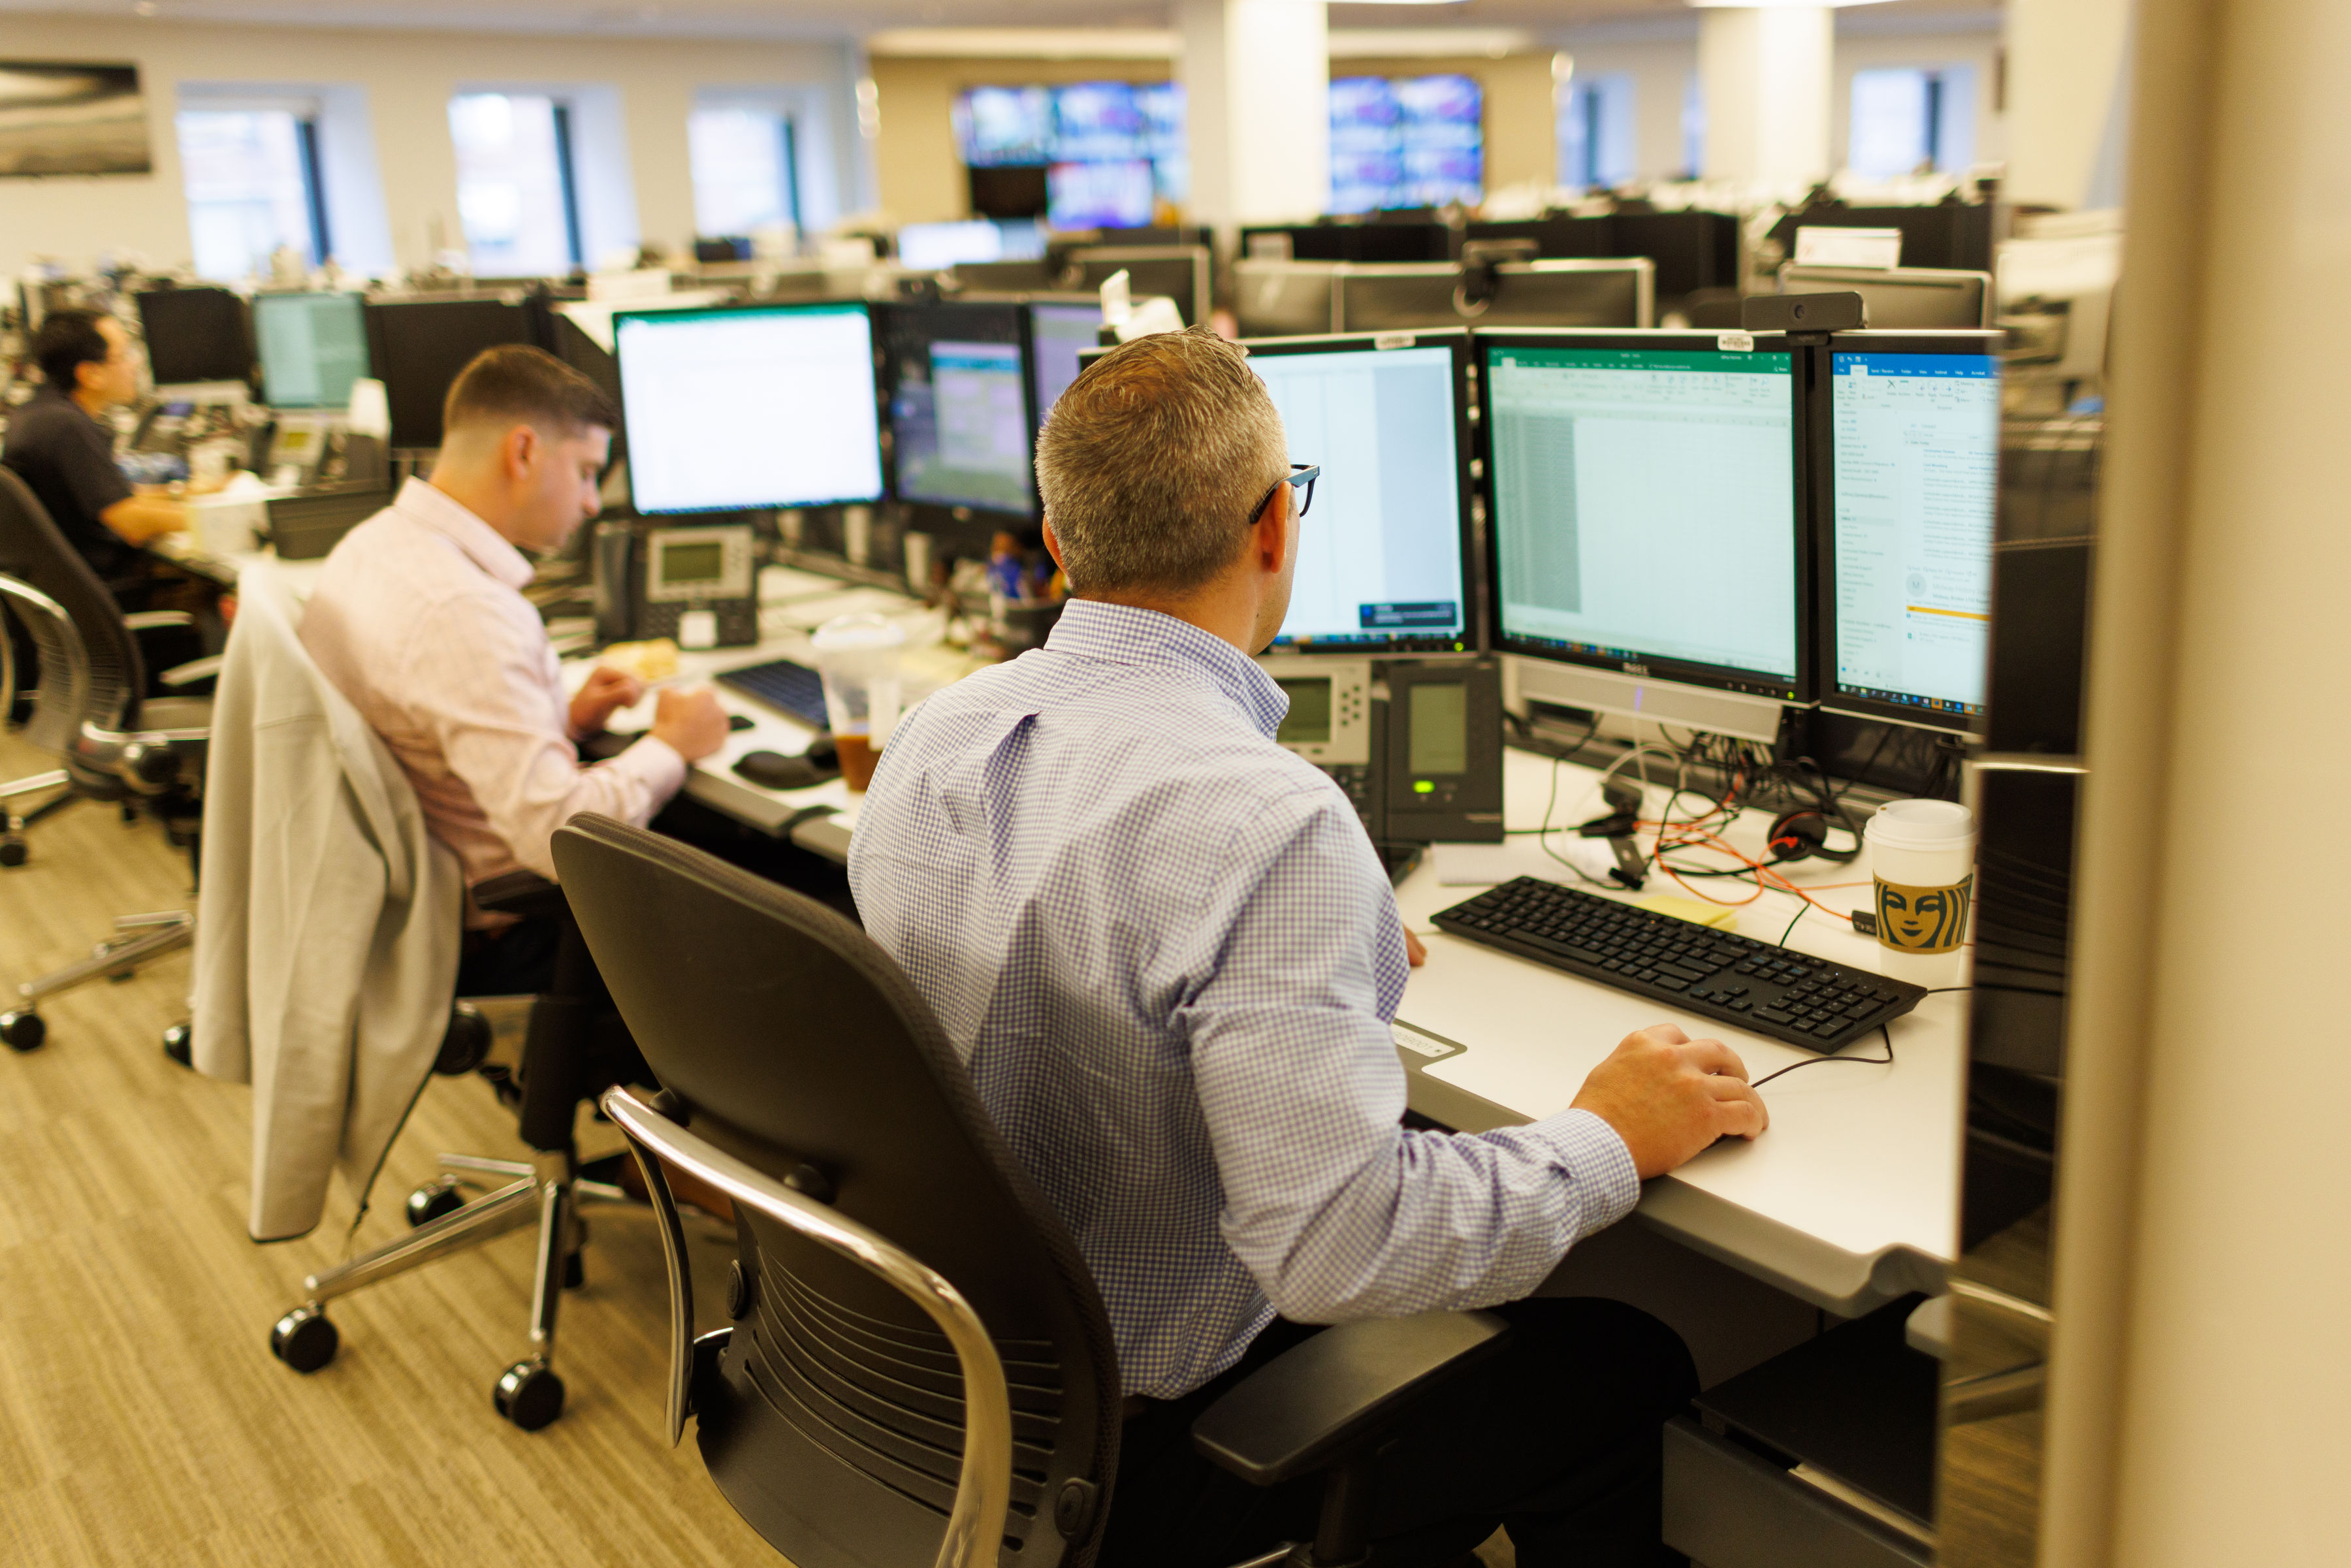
[615,302,883,513]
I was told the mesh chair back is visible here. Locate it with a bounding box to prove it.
[551,816,1122,1568]
[0,466,145,761]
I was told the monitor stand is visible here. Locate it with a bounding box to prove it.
[1505,655,1786,744]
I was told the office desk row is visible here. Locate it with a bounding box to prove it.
[583,600,1966,1320]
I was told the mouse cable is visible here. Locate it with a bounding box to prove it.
[1751,1024,1895,1091]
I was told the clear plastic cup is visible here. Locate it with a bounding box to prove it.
[810,613,904,792]
[1864,798,1976,985]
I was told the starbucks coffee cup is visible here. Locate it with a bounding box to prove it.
[1864,799,1976,985]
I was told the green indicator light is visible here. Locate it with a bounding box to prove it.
[1415,780,1436,794]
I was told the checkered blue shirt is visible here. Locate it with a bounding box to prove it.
[849,600,1640,1399]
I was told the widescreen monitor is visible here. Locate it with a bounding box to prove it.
[1780,264,1994,330]
[1239,330,1477,653]
[616,301,882,514]
[135,287,251,386]
[253,292,370,409]
[1334,260,1652,332]
[1481,330,1805,707]
[1232,260,1340,338]
[1066,245,1211,326]
[1027,299,1104,423]
[1818,331,2004,731]
[953,86,1053,167]
[1048,159,1155,230]
[362,296,542,450]
[882,300,1033,519]
[1052,81,1146,161]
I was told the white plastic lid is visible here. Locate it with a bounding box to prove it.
[810,612,906,652]
[1864,797,1976,850]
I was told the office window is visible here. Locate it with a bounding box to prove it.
[1848,67,1977,178]
[1682,72,1705,180]
[175,108,330,281]
[449,91,581,274]
[690,103,801,242]
[1557,74,1635,193]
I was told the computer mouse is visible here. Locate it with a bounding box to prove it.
[727,712,754,732]
[805,733,839,768]
[733,750,826,790]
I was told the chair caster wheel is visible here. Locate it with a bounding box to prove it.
[0,1010,44,1052]
[270,1306,338,1372]
[163,1023,193,1068]
[436,1001,492,1076]
[406,1179,465,1227]
[494,1360,565,1430]
[0,834,25,867]
[563,1250,586,1290]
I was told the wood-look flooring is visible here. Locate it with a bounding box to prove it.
[0,733,772,1566]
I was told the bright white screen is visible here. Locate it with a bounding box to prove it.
[1247,344,1466,647]
[1831,351,2000,718]
[1490,346,1797,681]
[618,304,882,513]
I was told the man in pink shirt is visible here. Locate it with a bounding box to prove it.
[303,345,728,992]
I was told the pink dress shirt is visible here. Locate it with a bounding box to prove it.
[301,478,686,918]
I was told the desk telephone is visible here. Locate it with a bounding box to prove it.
[594,519,760,648]
[1259,654,1505,849]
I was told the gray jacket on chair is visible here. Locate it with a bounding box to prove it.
[191,558,463,1241]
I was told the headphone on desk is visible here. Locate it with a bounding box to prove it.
[1765,807,1864,865]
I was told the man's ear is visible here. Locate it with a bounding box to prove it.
[1256,479,1295,574]
[504,421,541,479]
[1041,517,1067,571]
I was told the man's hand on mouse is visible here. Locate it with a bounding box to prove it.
[650,685,729,761]
[1571,1024,1768,1179]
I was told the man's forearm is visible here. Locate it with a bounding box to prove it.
[101,495,189,544]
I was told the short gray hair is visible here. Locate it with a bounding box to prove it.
[1034,327,1288,598]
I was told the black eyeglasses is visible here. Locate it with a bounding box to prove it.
[1247,463,1319,528]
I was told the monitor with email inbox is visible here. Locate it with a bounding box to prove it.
[1817,330,2003,731]
[1480,329,1806,739]
[1238,330,1477,653]
[615,300,883,513]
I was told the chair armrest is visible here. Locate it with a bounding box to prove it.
[473,867,571,922]
[1191,1311,1511,1486]
[159,654,223,688]
[123,610,195,632]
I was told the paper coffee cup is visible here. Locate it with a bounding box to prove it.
[1864,799,1975,985]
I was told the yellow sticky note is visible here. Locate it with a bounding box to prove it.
[1632,895,1741,932]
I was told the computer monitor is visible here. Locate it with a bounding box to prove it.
[1027,298,1104,423]
[1780,264,1994,330]
[616,300,883,515]
[362,296,543,450]
[134,287,251,387]
[1065,245,1211,327]
[1048,160,1155,230]
[1238,330,1477,653]
[882,299,1034,520]
[1335,260,1653,332]
[1232,260,1340,338]
[896,220,1048,272]
[1817,331,2004,732]
[253,292,370,409]
[1481,330,1805,737]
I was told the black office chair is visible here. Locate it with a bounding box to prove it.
[0,466,216,1051]
[556,814,1512,1568]
[263,868,668,1431]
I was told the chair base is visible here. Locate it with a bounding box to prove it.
[5,910,193,1049]
[266,1147,680,1430]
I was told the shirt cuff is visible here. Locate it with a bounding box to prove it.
[607,732,690,816]
[1529,1107,1644,1240]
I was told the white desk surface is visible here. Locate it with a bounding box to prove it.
[578,597,1966,1316]
[1390,748,1964,1314]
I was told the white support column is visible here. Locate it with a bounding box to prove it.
[1177,0,1330,232]
[2006,0,2135,210]
[1696,5,1834,188]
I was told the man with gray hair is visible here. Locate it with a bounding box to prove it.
[850,328,1765,1568]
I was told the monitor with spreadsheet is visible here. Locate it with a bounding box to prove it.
[135,287,251,387]
[1819,332,2004,731]
[254,292,371,409]
[882,300,1034,518]
[1238,330,1476,653]
[615,301,883,514]
[1480,330,1805,728]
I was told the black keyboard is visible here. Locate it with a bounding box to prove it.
[718,658,828,727]
[1433,877,1926,1053]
